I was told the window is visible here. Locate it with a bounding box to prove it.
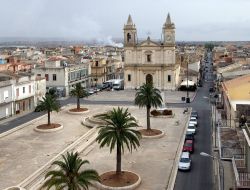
[4,91,8,99]
[23,87,25,93]
[45,74,49,81]
[147,54,151,62]
[29,85,31,93]
[16,88,19,97]
[37,74,41,77]
[168,75,171,82]
[53,74,57,81]
[127,33,131,42]
[95,61,99,67]
[128,74,131,82]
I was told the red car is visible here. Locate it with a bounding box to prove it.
[183,140,194,153]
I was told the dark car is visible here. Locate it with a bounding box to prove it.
[191,111,198,119]
[209,87,215,93]
[185,131,194,141]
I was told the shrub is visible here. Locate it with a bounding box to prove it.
[151,110,161,116]
[163,109,173,115]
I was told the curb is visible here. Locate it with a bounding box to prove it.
[165,108,192,190]
[141,130,165,139]
[34,124,64,133]
[94,171,141,190]
[67,109,90,115]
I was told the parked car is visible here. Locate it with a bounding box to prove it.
[178,152,191,171]
[86,88,94,95]
[209,87,214,93]
[189,117,198,126]
[187,123,196,135]
[191,111,198,119]
[185,131,195,141]
[183,140,194,153]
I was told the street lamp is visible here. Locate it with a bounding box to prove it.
[186,54,190,103]
[200,152,224,190]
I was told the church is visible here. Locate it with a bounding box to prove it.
[123,13,180,90]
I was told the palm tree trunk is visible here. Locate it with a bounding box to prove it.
[77,97,80,110]
[48,110,51,125]
[116,144,122,175]
[146,107,151,131]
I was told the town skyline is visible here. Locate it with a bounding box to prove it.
[1,0,250,41]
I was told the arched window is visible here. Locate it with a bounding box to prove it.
[127,33,131,42]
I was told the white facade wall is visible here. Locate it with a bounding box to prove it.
[14,81,35,101]
[34,78,46,106]
[0,81,14,119]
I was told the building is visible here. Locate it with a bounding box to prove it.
[220,74,250,127]
[33,56,90,96]
[90,57,107,87]
[0,75,14,119]
[13,73,35,115]
[123,13,180,90]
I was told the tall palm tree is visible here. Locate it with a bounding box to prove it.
[96,107,141,175]
[70,83,88,110]
[35,94,60,125]
[135,83,162,131]
[42,152,99,190]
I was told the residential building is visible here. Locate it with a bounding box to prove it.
[91,57,107,87]
[0,75,14,119]
[220,74,250,128]
[13,73,35,115]
[33,56,90,96]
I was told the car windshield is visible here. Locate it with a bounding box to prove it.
[180,158,190,163]
[190,118,196,121]
[188,126,195,129]
[185,143,192,147]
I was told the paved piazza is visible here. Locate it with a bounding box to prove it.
[87,89,195,103]
[0,90,193,189]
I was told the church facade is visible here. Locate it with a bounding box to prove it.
[123,14,180,90]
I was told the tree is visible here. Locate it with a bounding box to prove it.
[70,83,88,110]
[205,43,215,52]
[96,107,141,175]
[42,152,99,190]
[47,88,58,99]
[35,94,60,125]
[135,83,162,131]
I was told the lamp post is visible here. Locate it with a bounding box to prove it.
[200,152,224,190]
[186,54,190,103]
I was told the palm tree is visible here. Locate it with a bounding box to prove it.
[42,151,99,190]
[70,83,88,110]
[135,83,162,131]
[35,94,60,125]
[96,107,141,175]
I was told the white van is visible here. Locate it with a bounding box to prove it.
[112,79,124,90]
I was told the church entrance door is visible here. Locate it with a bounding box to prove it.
[146,74,153,84]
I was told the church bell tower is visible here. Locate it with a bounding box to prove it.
[123,14,137,46]
[162,13,175,45]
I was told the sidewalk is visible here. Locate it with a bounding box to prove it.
[0,104,189,189]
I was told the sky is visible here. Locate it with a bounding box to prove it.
[1,0,250,42]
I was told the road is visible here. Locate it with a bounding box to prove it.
[0,98,133,134]
[174,52,215,190]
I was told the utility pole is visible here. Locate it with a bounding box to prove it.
[186,54,190,103]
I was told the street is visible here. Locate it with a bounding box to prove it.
[174,52,214,190]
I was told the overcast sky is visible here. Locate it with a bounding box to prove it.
[1,0,250,41]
